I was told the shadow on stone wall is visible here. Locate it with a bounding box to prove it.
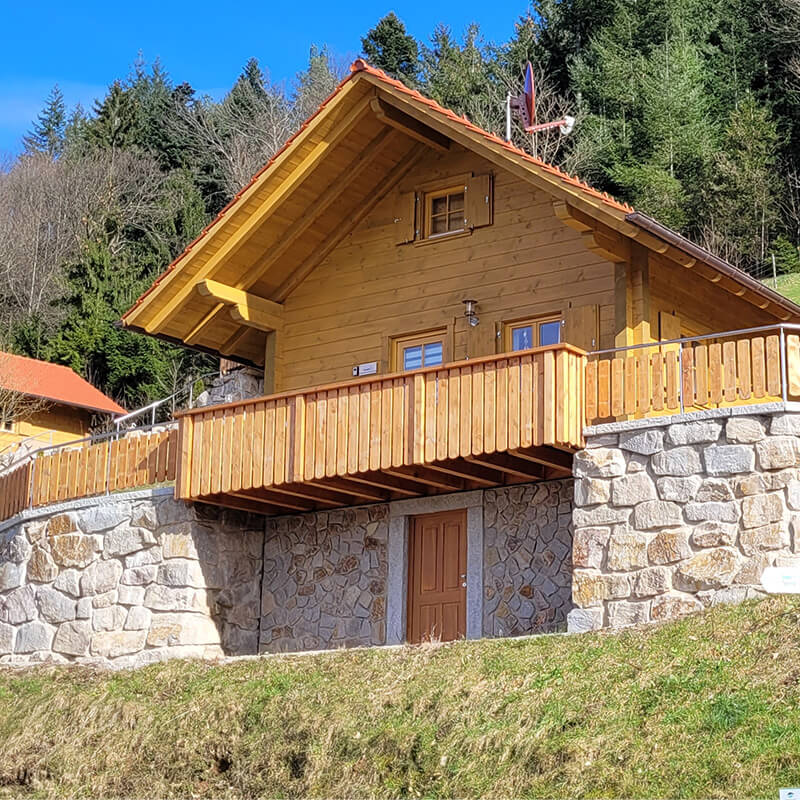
[261,505,389,653]
[484,480,574,637]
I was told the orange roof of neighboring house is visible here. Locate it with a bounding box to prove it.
[122,59,632,321]
[0,352,125,416]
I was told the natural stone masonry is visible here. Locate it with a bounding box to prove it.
[0,493,264,667]
[569,411,800,632]
[261,505,389,653]
[483,481,573,636]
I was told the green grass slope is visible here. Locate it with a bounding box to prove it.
[768,273,800,306]
[2,597,800,798]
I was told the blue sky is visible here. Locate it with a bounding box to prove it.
[1,0,531,156]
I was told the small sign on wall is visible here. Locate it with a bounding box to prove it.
[762,567,800,594]
[352,362,378,377]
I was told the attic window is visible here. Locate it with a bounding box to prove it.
[425,187,465,238]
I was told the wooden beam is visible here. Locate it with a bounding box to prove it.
[275,143,427,301]
[425,460,504,486]
[229,304,282,333]
[369,97,450,152]
[466,453,544,480]
[384,465,464,492]
[630,243,651,345]
[185,303,225,346]
[306,477,390,502]
[199,494,273,515]
[197,279,284,318]
[344,471,422,497]
[582,227,628,263]
[239,127,397,289]
[143,93,374,334]
[237,488,315,512]
[259,483,352,508]
[219,326,253,356]
[512,446,574,473]
[552,200,591,231]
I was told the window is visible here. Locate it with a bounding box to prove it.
[504,316,562,352]
[0,415,12,432]
[425,187,465,238]
[393,330,447,371]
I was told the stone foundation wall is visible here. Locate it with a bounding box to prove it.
[569,411,800,632]
[483,480,573,636]
[261,505,389,653]
[0,492,264,667]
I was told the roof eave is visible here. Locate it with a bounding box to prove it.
[626,211,800,320]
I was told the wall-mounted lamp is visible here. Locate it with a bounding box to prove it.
[463,298,479,327]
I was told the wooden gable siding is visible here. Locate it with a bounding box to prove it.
[165,120,420,366]
[649,254,775,338]
[276,146,616,392]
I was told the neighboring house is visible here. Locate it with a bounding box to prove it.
[119,60,800,652]
[0,351,124,457]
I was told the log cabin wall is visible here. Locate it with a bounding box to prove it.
[648,253,776,339]
[275,145,618,392]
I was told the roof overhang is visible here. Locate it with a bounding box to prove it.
[121,59,800,365]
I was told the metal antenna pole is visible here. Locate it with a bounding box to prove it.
[772,252,778,290]
[505,93,512,143]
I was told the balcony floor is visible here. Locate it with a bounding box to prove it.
[194,445,575,516]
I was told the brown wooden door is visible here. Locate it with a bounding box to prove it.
[407,510,467,644]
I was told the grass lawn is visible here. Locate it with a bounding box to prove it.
[767,272,800,305]
[1,597,800,798]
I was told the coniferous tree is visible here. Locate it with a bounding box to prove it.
[704,95,781,268]
[87,81,138,150]
[362,13,420,85]
[22,85,66,157]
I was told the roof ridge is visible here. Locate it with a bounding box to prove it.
[123,58,632,320]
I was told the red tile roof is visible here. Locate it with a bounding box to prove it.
[123,59,632,321]
[0,352,125,416]
[349,60,633,214]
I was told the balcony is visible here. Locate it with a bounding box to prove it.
[174,345,586,515]
[585,326,800,424]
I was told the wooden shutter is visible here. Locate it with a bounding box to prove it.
[564,304,599,352]
[394,190,416,244]
[465,174,492,229]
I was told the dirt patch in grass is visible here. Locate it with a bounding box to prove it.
[1,597,800,798]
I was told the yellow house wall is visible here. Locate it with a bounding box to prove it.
[0,403,90,453]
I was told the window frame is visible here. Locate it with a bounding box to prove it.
[391,328,449,372]
[423,185,466,240]
[503,314,563,352]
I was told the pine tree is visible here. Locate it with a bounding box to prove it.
[705,95,781,269]
[87,82,138,150]
[362,13,420,85]
[22,85,66,157]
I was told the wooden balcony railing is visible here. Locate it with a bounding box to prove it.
[585,326,800,425]
[175,345,586,512]
[0,427,179,523]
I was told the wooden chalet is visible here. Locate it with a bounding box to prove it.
[121,59,799,520]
